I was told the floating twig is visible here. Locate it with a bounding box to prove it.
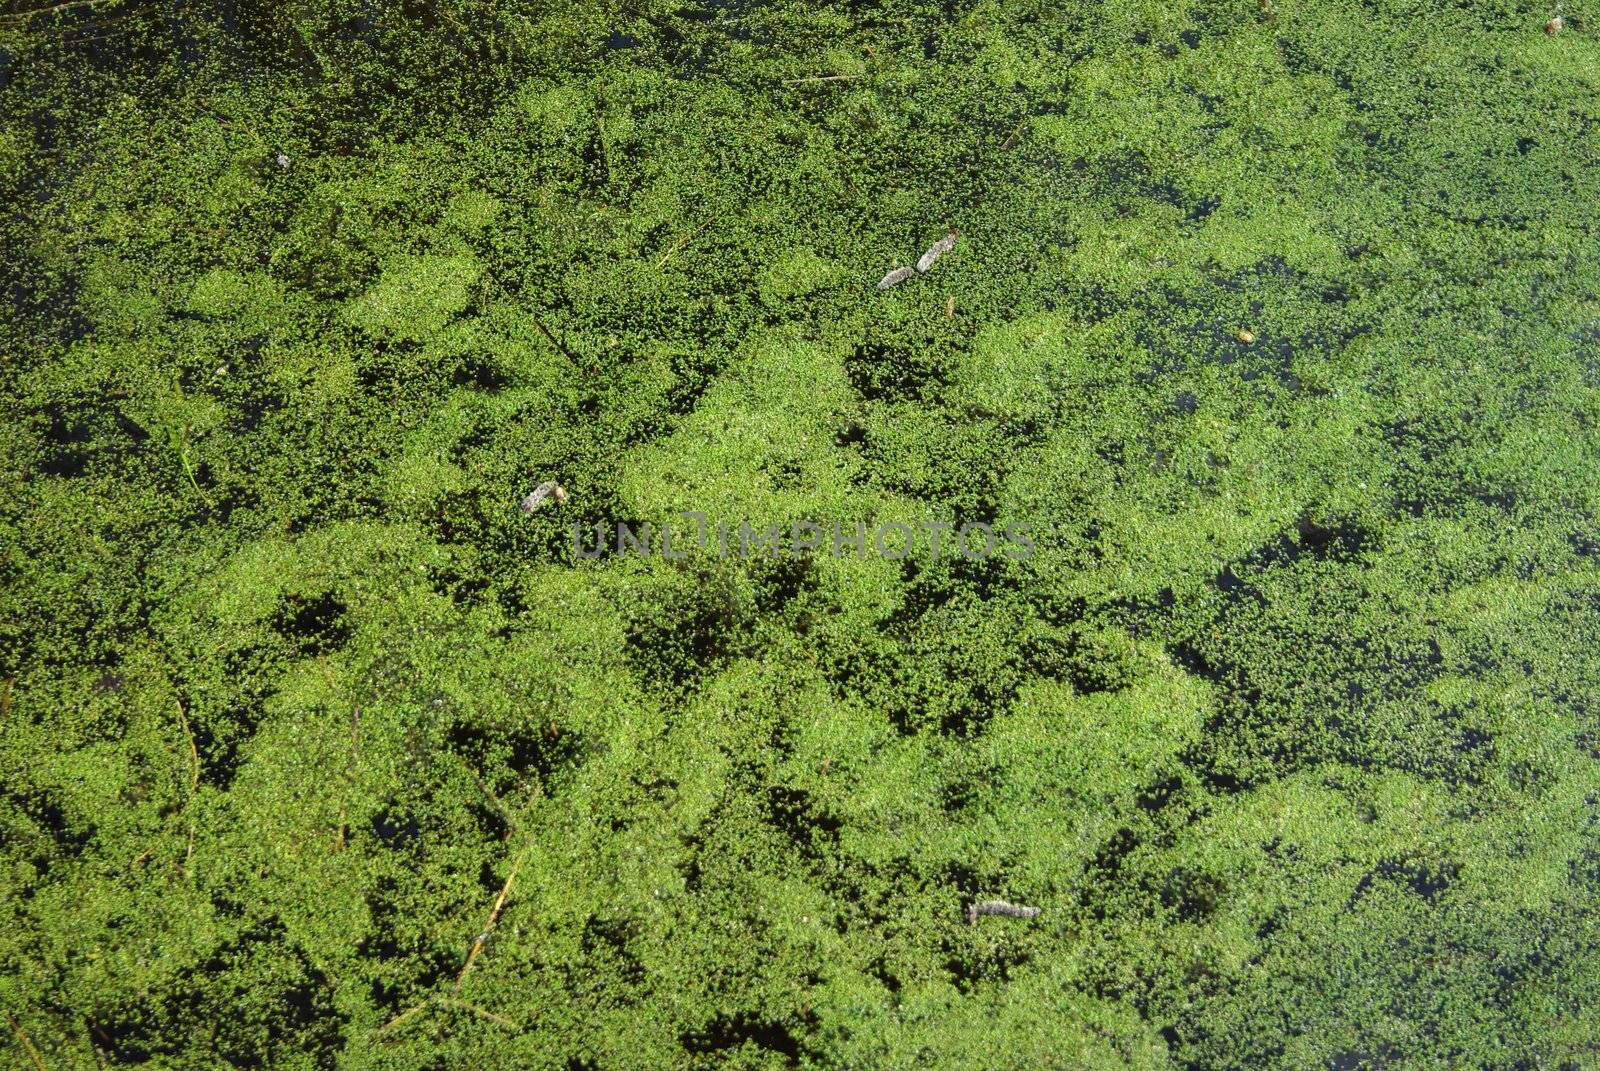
[966,899,1041,925]
[373,1000,430,1039]
[173,699,201,875]
[374,994,519,1041]
[457,853,525,988]
[877,266,915,290]
[174,700,200,793]
[437,998,519,1030]
[4,1012,47,1071]
[520,481,567,514]
[656,215,717,270]
[917,228,958,273]
[999,117,1029,151]
[783,74,863,85]
[528,312,585,372]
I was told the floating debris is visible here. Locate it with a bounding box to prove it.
[1546,15,1563,33]
[1236,329,1255,343]
[966,899,1041,925]
[275,152,291,169]
[916,228,959,273]
[877,266,916,290]
[520,481,567,513]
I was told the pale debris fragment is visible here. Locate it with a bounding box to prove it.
[916,228,959,273]
[877,266,916,290]
[966,899,1041,925]
[520,481,568,513]
[275,152,291,169]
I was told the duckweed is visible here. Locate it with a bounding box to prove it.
[3,0,1599,1067]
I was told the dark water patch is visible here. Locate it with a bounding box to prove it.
[369,804,422,851]
[1345,857,1460,909]
[1241,515,1375,571]
[1326,1043,1402,1070]
[1135,773,1186,815]
[4,782,95,866]
[91,918,344,1066]
[1158,865,1226,922]
[581,915,647,989]
[681,1011,804,1062]
[623,565,753,692]
[1078,826,1140,919]
[748,552,818,615]
[37,400,95,478]
[764,784,842,858]
[1084,149,1189,214]
[426,561,490,611]
[269,591,351,656]
[359,875,459,1000]
[446,717,581,788]
[1104,588,1176,639]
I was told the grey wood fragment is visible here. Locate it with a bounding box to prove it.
[966,899,1041,925]
[916,229,958,273]
[521,481,567,513]
[877,266,916,290]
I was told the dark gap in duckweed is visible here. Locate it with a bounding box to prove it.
[581,914,649,989]
[765,784,843,859]
[680,1011,805,1062]
[269,591,352,655]
[1345,857,1461,908]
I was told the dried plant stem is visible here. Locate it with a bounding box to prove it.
[373,1001,429,1038]
[374,995,519,1040]
[529,312,586,372]
[0,0,120,23]
[5,1012,47,1071]
[174,700,200,793]
[173,700,200,875]
[437,999,518,1030]
[456,852,525,988]
[999,117,1029,151]
[655,215,716,269]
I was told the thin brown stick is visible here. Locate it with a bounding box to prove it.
[783,74,863,85]
[4,1012,47,1071]
[999,117,1029,151]
[173,700,200,793]
[655,215,716,270]
[373,1000,429,1038]
[437,998,519,1030]
[456,852,525,989]
[0,0,121,23]
[529,313,587,372]
[172,700,200,875]
[83,1017,110,1069]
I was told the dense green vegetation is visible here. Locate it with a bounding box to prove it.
[3,0,1600,1066]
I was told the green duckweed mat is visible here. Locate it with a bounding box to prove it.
[3,0,1600,1067]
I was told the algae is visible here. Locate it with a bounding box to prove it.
[3,0,1600,1067]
